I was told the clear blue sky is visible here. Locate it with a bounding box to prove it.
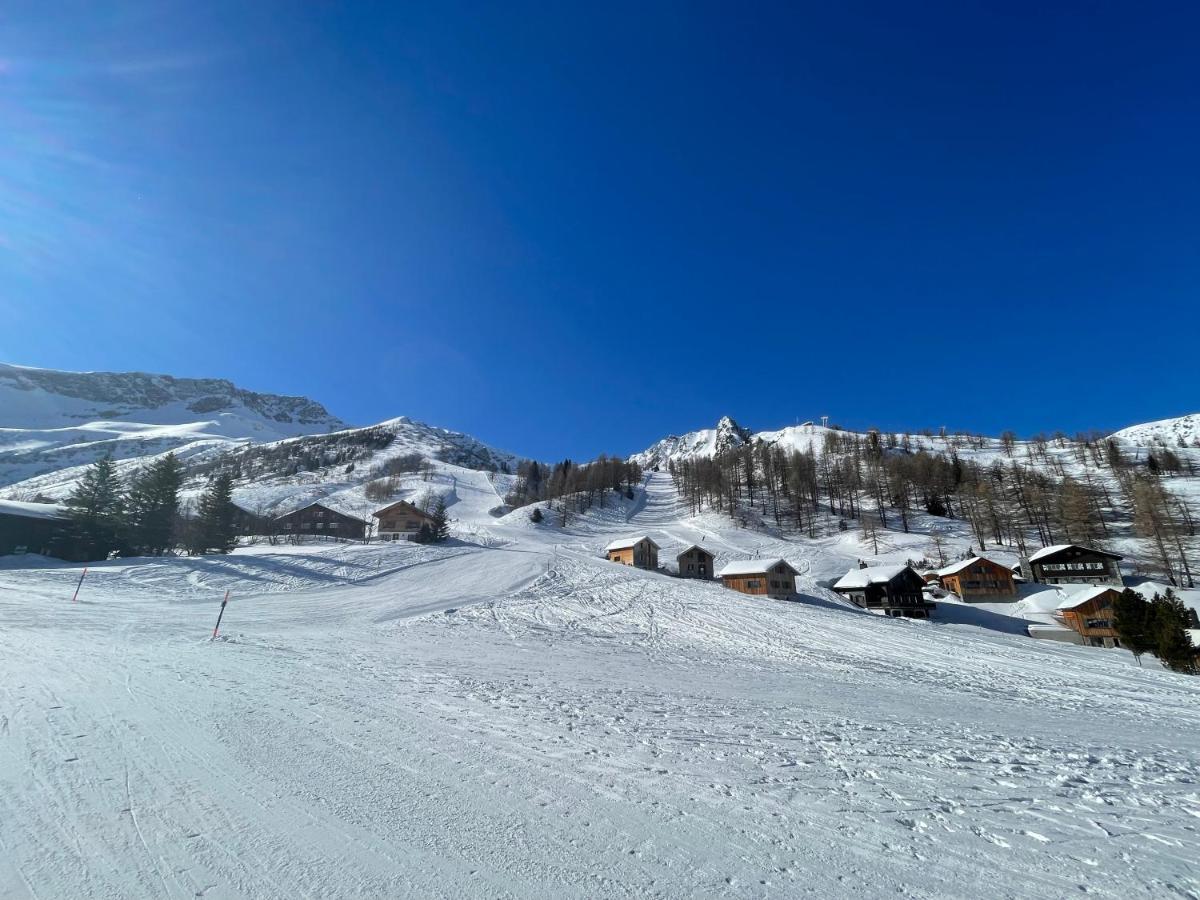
[2,2,1197,460]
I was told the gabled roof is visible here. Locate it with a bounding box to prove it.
[274,501,368,525]
[937,556,1011,577]
[605,535,659,552]
[1055,584,1121,611]
[675,544,714,559]
[832,564,912,590]
[718,558,798,577]
[0,499,68,521]
[1030,544,1122,563]
[372,500,433,519]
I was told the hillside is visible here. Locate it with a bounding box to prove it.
[2,462,1198,898]
[0,363,345,488]
[1111,413,1200,448]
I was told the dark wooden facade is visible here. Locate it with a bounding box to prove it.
[373,500,437,541]
[0,503,76,560]
[833,566,934,619]
[273,503,368,541]
[676,545,714,579]
[1025,545,1123,587]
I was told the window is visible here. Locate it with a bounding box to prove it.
[329,522,339,529]
[688,564,694,572]
[316,522,325,529]
[747,579,761,589]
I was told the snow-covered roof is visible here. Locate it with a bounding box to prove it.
[832,564,910,590]
[1030,544,1121,562]
[675,544,712,558]
[0,498,68,521]
[604,535,658,552]
[274,501,368,524]
[717,558,796,577]
[937,556,1010,577]
[1054,585,1120,611]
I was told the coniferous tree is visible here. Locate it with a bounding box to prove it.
[430,497,451,542]
[529,507,544,524]
[1112,588,1155,663]
[414,522,434,544]
[1151,589,1196,673]
[65,455,126,560]
[125,453,183,555]
[192,472,238,555]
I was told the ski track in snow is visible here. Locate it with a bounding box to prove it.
[1,470,1199,899]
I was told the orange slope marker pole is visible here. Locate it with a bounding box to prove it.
[211,590,231,641]
[71,567,88,603]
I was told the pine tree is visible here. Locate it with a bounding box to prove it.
[430,497,451,542]
[126,453,183,555]
[1112,588,1154,663]
[414,522,434,544]
[530,507,544,524]
[192,472,238,555]
[1151,589,1196,673]
[65,455,126,560]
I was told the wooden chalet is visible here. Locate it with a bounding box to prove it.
[231,503,270,536]
[832,565,934,618]
[273,502,368,541]
[1022,545,1123,587]
[373,500,437,542]
[936,556,1017,601]
[718,558,798,599]
[1054,586,1123,648]
[605,536,659,570]
[676,545,714,579]
[0,499,79,560]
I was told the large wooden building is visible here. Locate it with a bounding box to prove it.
[1054,586,1123,648]
[718,559,798,599]
[605,536,659,570]
[1023,544,1123,587]
[373,500,437,542]
[832,565,934,618]
[0,499,77,560]
[273,502,368,541]
[676,545,714,579]
[936,556,1017,601]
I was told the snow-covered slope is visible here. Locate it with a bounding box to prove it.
[2,467,1198,898]
[1111,412,1200,448]
[0,363,345,487]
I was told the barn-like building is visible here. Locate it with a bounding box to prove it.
[273,502,368,541]
[718,559,798,599]
[605,536,659,570]
[676,545,714,579]
[832,565,934,618]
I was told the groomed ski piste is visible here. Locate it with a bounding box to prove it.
[2,467,1198,899]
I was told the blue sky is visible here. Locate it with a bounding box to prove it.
[2,2,1197,460]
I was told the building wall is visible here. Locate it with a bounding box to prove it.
[376,503,434,539]
[677,549,714,579]
[1031,548,1122,586]
[942,560,1016,600]
[1058,589,1122,647]
[276,505,367,541]
[722,568,795,598]
[607,541,658,569]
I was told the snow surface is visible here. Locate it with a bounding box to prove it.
[0,498,66,520]
[4,467,1198,898]
[1112,413,1200,448]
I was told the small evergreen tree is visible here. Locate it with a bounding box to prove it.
[65,455,126,560]
[430,498,451,542]
[1112,588,1154,663]
[414,522,434,544]
[1151,589,1196,673]
[125,453,183,555]
[530,507,544,524]
[192,472,238,554]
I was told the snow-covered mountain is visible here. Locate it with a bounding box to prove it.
[631,415,840,467]
[0,363,345,488]
[631,415,753,468]
[1111,413,1200,448]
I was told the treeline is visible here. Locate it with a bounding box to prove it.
[671,430,1195,585]
[63,454,241,560]
[506,456,643,523]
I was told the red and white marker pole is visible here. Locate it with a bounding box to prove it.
[211,590,231,641]
[71,567,88,603]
